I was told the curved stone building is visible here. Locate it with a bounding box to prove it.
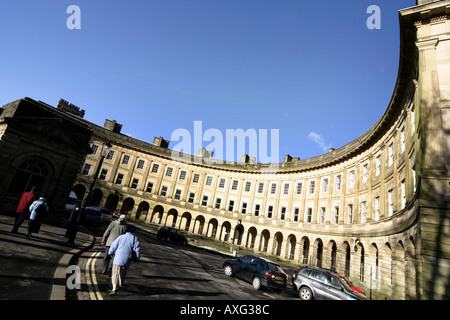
[3,0,445,300]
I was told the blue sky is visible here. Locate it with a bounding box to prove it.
[0,0,416,162]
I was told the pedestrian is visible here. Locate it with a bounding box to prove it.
[107,224,140,295]
[11,186,37,233]
[101,214,127,274]
[26,194,49,239]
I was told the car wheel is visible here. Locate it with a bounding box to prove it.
[252,277,261,290]
[299,286,313,300]
[224,265,233,276]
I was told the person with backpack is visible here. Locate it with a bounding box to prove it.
[26,194,49,239]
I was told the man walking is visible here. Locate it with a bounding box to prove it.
[11,186,37,234]
[101,214,127,274]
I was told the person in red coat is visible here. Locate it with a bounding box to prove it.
[11,186,37,233]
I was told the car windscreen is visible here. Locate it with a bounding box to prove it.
[335,275,353,291]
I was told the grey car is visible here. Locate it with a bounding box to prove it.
[292,266,367,300]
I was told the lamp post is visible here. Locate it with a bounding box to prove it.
[66,140,112,245]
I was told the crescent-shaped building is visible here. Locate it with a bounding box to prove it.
[0,0,449,300]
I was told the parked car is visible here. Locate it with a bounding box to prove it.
[223,255,287,291]
[292,266,367,300]
[335,273,366,296]
[81,206,106,225]
[157,226,188,245]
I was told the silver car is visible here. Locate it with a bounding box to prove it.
[292,266,367,300]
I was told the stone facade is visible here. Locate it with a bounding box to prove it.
[0,98,93,224]
[0,1,448,300]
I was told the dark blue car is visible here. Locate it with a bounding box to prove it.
[223,255,287,291]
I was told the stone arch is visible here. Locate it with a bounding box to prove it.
[405,236,417,299]
[136,201,150,221]
[260,229,270,253]
[193,215,205,235]
[104,193,119,211]
[313,238,324,267]
[207,218,219,239]
[91,188,103,207]
[246,227,258,249]
[300,236,311,265]
[393,241,406,299]
[286,234,297,260]
[166,208,178,227]
[380,242,393,297]
[121,197,135,215]
[273,232,283,256]
[327,240,338,271]
[220,221,232,242]
[234,223,244,245]
[151,205,164,224]
[180,211,192,231]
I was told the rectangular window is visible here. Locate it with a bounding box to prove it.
[99,169,108,180]
[160,186,168,196]
[241,202,247,214]
[376,155,381,176]
[401,128,405,153]
[82,163,91,176]
[166,167,173,177]
[151,163,159,173]
[280,207,286,220]
[193,173,200,183]
[201,195,208,206]
[228,200,235,212]
[219,178,226,188]
[215,198,222,209]
[267,205,273,218]
[283,183,290,195]
[180,170,187,181]
[363,164,368,183]
[336,175,342,191]
[91,144,98,155]
[130,178,139,189]
[257,182,264,193]
[245,181,251,192]
[188,192,195,203]
[122,155,130,165]
[106,150,114,160]
[174,189,182,200]
[319,207,325,224]
[322,178,328,193]
[309,181,315,194]
[361,201,367,223]
[347,204,353,224]
[255,204,261,216]
[205,176,213,186]
[401,180,406,209]
[375,197,380,221]
[115,173,124,185]
[306,208,312,223]
[293,208,299,222]
[270,183,277,194]
[296,182,303,195]
[231,180,238,191]
[349,171,355,188]
[146,182,154,193]
[388,189,394,216]
[334,206,339,224]
[388,143,394,167]
[137,159,145,169]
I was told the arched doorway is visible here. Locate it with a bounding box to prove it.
[7,159,49,197]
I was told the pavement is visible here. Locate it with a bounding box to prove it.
[0,213,300,301]
[0,214,94,300]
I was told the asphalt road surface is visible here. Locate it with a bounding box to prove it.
[76,222,299,301]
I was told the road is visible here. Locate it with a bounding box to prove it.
[74,222,299,301]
